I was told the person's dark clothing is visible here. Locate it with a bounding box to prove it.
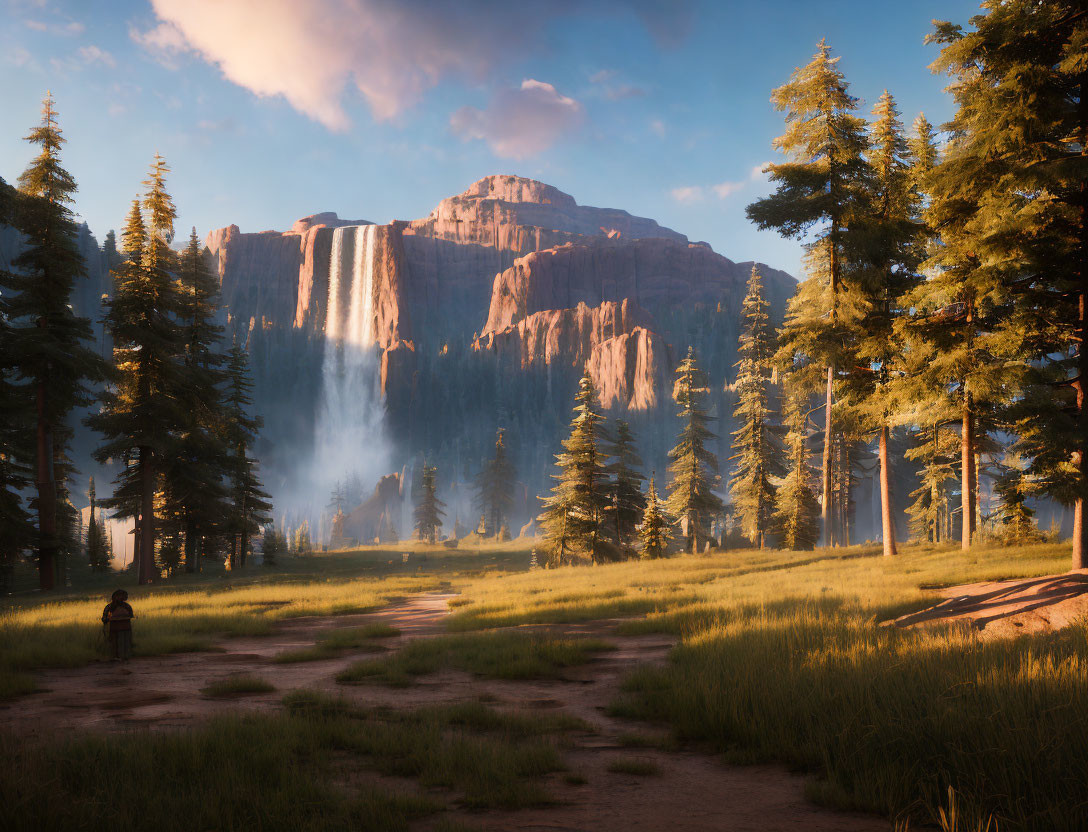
[102,600,135,660]
[102,601,134,633]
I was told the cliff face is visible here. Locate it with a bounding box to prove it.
[207,174,796,521]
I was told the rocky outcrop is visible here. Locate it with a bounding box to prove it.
[337,471,405,545]
[482,237,794,335]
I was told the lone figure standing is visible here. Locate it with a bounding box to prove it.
[102,589,135,661]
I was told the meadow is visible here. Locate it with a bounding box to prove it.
[3,538,1084,831]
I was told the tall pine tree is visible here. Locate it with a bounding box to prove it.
[603,419,646,553]
[538,372,610,565]
[928,3,1088,566]
[90,157,187,584]
[2,94,107,589]
[474,427,516,536]
[164,228,229,572]
[85,476,110,571]
[223,341,272,568]
[414,463,446,544]
[747,40,872,547]
[666,348,724,552]
[774,376,820,550]
[729,266,782,548]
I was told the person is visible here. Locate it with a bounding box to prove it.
[101,589,135,661]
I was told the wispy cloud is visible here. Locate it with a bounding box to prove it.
[671,162,771,204]
[129,0,688,131]
[451,79,583,159]
[77,45,115,68]
[24,18,84,36]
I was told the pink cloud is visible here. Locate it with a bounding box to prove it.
[451,79,583,159]
[131,0,686,131]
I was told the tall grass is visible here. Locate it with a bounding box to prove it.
[1,692,582,831]
[451,541,1083,830]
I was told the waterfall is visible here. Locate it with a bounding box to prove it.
[312,224,388,531]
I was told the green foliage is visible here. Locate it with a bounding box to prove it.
[992,455,1042,545]
[223,341,272,566]
[260,525,287,565]
[729,267,782,547]
[773,380,820,550]
[538,373,611,564]
[162,228,230,573]
[665,348,723,552]
[603,419,646,552]
[905,424,959,544]
[414,463,446,544]
[638,475,672,559]
[474,428,516,535]
[1,95,107,588]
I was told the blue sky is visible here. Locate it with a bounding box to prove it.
[1,0,981,277]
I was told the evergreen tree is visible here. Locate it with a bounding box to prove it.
[293,521,312,554]
[414,463,446,544]
[774,378,820,550]
[538,372,610,565]
[729,266,782,548]
[89,157,187,584]
[261,525,286,566]
[927,3,1088,566]
[638,474,672,558]
[327,482,345,515]
[992,454,1041,545]
[164,228,230,572]
[666,348,724,552]
[85,476,110,570]
[747,40,872,547]
[223,341,271,568]
[603,419,646,553]
[904,422,958,543]
[474,427,516,535]
[1,94,107,589]
[0,294,33,571]
[852,90,922,557]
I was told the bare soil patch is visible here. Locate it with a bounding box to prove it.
[892,572,1088,637]
[4,592,888,831]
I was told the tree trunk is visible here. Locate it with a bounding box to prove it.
[184,514,197,573]
[138,447,155,584]
[960,395,975,550]
[821,364,834,546]
[1074,74,1088,571]
[879,425,898,557]
[35,380,57,591]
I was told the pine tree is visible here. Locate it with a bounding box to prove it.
[1,94,107,589]
[638,474,672,558]
[747,40,872,547]
[261,525,286,566]
[89,157,187,584]
[414,463,446,544]
[666,348,724,552]
[474,428,516,536]
[927,4,1088,566]
[164,228,230,572]
[729,266,782,548]
[86,476,110,570]
[904,422,958,543]
[223,341,272,568]
[293,521,312,554]
[603,419,646,553]
[538,372,610,565]
[992,454,1041,545]
[774,378,820,550]
[0,296,33,571]
[851,90,922,557]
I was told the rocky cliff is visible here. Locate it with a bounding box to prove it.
[204,174,795,524]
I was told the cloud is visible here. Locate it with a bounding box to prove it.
[650,118,665,137]
[451,79,583,159]
[24,18,84,35]
[588,67,647,100]
[675,162,772,204]
[77,45,115,68]
[670,186,703,204]
[131,0,687,131]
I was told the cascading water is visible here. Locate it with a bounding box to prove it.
[312,225,389,528]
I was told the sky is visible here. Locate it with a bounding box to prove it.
[1,0,983,278]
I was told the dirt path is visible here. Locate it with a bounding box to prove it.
[5,592,889,831]
[892,572,1088,637]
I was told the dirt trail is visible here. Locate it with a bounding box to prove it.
[892,572,1088,637]
[5,592,888,831]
